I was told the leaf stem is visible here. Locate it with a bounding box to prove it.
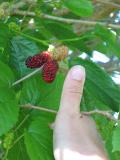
[13,30,94,44]
[5,134,24,153]
[12,67,43,87]
[13,30,49,46]
[2,148,9,160]
[11,134,24,148]
[14,114,30,132]
[47,34,95,42]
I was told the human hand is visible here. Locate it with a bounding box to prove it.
[53,65,108,160]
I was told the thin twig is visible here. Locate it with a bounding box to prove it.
[12,67,42,87]
[41,14,120,29]
[7,0,36,12]
[21,104,117,122]
[96,0,120,8]
[4,1,27,15]
[82,109,117,122]
[12,10,120,29]
[19,3,34,29]
[10,1,27,10]
[98,59,120,73]
[21,104,57,114]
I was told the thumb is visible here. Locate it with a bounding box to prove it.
[59,65,85,115]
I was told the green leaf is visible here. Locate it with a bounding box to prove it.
[0,60,14,87]
[112,121,120,152]
[38,72,65,110]
[94,116,119,160]
[0,87,19,136]
[20,72,65,109]
[8,109,31,160]
[8,137,30,160]
[0,22,10,49]
[24,113,55,160]
[94,42,110,55]
[8,112,30,160]
[43,21,90,52]
[0,22,11,62]
[20,75,41,105]
[10,36,40,76]
[70,58,120,111]
[95,25,120,57]
[95,25,116,43]
[81,89,109,111]
[64,0,94,17]
[20,70,65,110]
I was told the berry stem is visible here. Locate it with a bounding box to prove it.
[12,66,43,87]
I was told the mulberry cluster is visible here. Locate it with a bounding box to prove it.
[25,51,58,83]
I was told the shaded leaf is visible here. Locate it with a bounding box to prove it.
[0,88,19,136]
[0,22,10,50]
[8,137,30,160]
[24,113,55,160]
[38,72,65,110]
[95,25,120,58]
[10,36,40,76]
[43,21,90,52]
[94,116,119,160]
[112,121,120,152]
[0,60,14,87]
[8,110,30,160]
[70,58,120,111]
[20,75,41,105]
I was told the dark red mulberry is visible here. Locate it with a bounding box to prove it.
[25,51,51,68]
[42,60,59,83]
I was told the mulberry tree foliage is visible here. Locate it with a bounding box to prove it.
[1,0,120,159]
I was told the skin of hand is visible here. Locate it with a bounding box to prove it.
[53,65,108,160]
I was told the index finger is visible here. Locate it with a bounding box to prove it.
[59,65,86,115]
